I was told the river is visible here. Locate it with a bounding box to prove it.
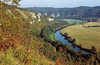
[55,30,89,54]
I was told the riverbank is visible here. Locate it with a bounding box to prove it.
[59,31,100,62]
[60,27,99,54]
[40,21,97,54]
[40,21,100,64]
[61,22,100,52]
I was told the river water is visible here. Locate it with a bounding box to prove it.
[55,30,88,54]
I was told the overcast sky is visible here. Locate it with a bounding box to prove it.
[19,0,100,8]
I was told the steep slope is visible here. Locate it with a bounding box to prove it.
[0,2,100,65]
[25,6,100,21]
[0,2,59,65]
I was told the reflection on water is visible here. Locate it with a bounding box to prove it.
[55,30,88,54]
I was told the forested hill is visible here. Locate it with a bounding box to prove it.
[25,6,100,21]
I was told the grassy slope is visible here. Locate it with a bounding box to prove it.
[1,2,100,65]
[61,22,100,51]
[0,2,59,65]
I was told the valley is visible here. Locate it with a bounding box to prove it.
[0,1,100,65]
[61,22,100,51]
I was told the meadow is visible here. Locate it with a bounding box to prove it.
[61,19,85,24]
[61,22,100,51]
[84,22,100,27]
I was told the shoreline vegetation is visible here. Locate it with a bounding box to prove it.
[40,20,100,64]
[1,1,100,64]
[60,31,97,54]
[41,21,98,54]
[61,22,100,51]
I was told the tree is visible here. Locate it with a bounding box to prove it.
[0,0,22,22]
[3,0,22,6]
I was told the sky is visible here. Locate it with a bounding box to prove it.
[19,0,100,8]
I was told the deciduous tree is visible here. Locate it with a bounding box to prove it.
[3,0,22,6]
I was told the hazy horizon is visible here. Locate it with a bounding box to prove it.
[22,6,99,8]
[19,0,100,8]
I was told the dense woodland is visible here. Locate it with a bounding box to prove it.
[25,6,100,22]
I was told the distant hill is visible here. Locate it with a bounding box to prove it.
[1,2,100,65]
[25,6,100,22]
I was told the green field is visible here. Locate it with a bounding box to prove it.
[61,22,100,51]
[61,19,85,24]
